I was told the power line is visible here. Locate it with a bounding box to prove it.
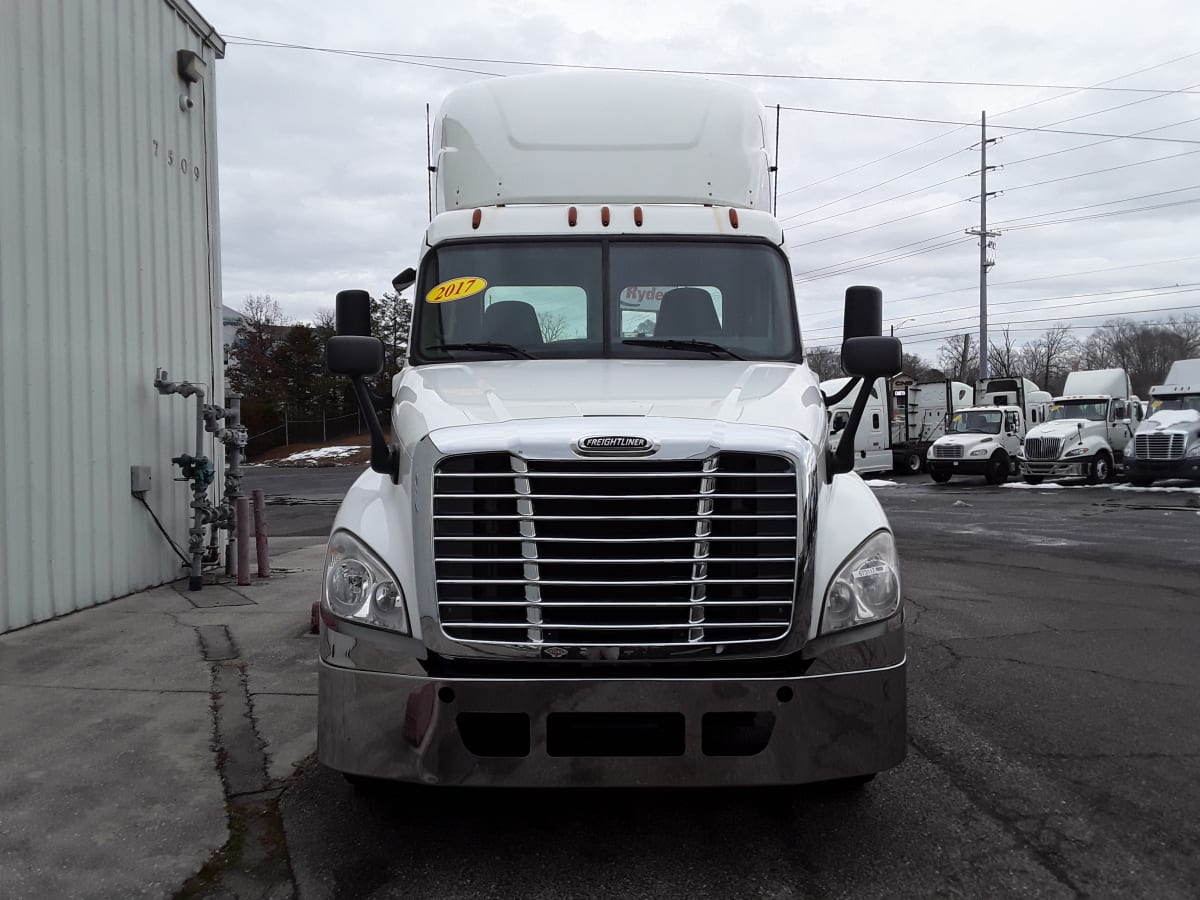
[776,146,973,216]
[778,105,1200,145]
[223,35,1200,96]
[1002,196,1200,231]
[792,229,962,278]
[804,285,1200,336]
[807,303,1200,349]
[780,171,970,226]
[1002,115,1200,167]
[990,185,1200,226]
[793,236,976,282]
[885,255,1200,306]
[788,199,970,252]
[776,51,1200,198]
[1002,148,1200,193]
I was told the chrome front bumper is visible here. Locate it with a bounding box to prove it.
[318,627,906,787]
[1020,459,1086,478]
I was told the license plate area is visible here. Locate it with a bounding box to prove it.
[547,712,685,757]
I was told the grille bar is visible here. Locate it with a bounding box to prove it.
[1134,433,1185,460]
[1024,437,1063,461]
[433,451,799,649]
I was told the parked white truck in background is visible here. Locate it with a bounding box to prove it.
[319,73,908,790]
[1019,369,1141,484]
[822,376,892,476]
[1125,358,1200,486]
[926,377,1052,485]
[891,380,975,473]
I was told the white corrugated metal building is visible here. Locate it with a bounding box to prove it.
[0,0,226,632]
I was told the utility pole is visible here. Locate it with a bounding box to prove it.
[966,111,1000,380]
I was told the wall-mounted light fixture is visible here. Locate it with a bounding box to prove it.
[177,49,207,84]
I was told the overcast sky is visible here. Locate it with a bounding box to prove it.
[198,0,1200,360]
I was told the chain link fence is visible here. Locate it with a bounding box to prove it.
[240,401,391,459]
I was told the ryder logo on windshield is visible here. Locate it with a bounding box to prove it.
[575,435,656,455]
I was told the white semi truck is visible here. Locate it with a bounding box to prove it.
[319,73,908,789]
[926,377,1052,485]
[821,376,892,476]
[1124,358,1200,486]
[890,380,975,473]
[1018,368,1141,484]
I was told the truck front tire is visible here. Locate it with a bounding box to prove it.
[1086,452,1113,485]
[985,453,1010,485]
[930,469,953,484]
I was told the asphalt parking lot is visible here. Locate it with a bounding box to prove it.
[241,465,1200,899]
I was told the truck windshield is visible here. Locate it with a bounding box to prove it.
[1150,393,1200,413]
[413,239,798,362]
[1048,400,1108,421]
[948,410,1002,434]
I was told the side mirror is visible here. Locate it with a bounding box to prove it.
[327,335,384,377]
[328,289,398,480]
[392,267,416,293]
[842,336,902,379]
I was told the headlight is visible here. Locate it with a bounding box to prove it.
[1187,442,1200,458]
[1124,441,1136,459]
[1064,446,1089,458]
[323,530,409,633]
[969,447,990,457]
[820,530,901,635]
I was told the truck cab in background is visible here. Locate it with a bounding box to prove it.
[319,72,908,790]
[821,376,892,476]
[1019,368,1141,485]
[1125,358,1200,486]
[891,380,975,474]
[926,377,1052,485]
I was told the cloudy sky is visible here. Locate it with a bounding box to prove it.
[198,0,1200,361]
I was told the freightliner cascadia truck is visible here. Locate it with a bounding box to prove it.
[319,72,907,790]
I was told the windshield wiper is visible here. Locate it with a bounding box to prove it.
[622,339,743,360]
[429,342,536,360]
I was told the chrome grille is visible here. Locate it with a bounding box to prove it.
[1024,437,1063,460]
[1134,433,1185,460]
[933,444,963,459]
[433,452,799,647]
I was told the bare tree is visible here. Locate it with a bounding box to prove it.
[1019,323,1077,393]
[987,327,1020,377]
[805,347,842,382]
[936,333,978,384]
[540,312,570,342]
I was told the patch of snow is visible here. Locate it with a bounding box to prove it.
[276,445,367,464]
[1109,483,1200,494]
[864,479,900,487]
[1000,482,1066,489]
[951,499,972,507]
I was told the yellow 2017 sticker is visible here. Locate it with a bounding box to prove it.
[426,276,487,304]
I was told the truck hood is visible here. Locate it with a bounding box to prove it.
[393,358,826,447]
[1026,419,1100,441]
[1137,409,1200,433]
[933,434,998,451]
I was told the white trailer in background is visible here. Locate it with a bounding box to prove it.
[891,380,975,473]
[1125,358,1200,485]
[926,377,1053,485]
[1018,369,1142,484]
[822,376,892,475]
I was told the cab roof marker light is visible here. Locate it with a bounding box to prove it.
[729,209,739,229]
[568,206,578,227]
[634,206,643,227]
[601,206,611,227]
[472,209,482,229]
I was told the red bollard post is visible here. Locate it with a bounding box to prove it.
[252,489,270,578]
[236,496,251,587]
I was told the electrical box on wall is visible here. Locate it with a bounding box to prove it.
[130,466,153,496]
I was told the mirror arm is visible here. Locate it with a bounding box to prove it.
[828,378,874,480]
[821,376,861,407]
[350,376,399,480]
